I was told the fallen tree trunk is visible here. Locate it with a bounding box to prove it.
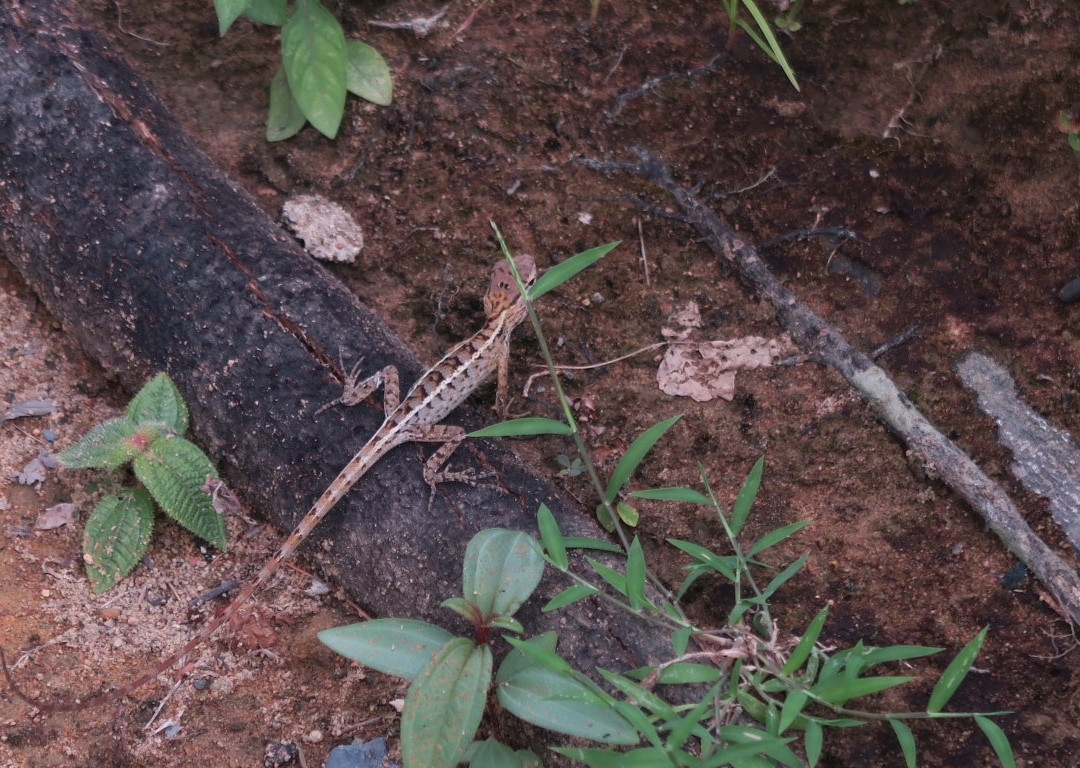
[582,148,1080,626]
[0,0,673,725]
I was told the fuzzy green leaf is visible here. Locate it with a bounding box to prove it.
[267,64,307,141]
[462,529,544,619]
[528,241,620,300]
[282,0,347,139]
[125,372,189,433]
[402,638,491,768]
[215,0,249,35]
[56,417,145,469]
[244,0,286,25]
[889,719,917,768]
[83,489,154,593]
[928,626,987,713]
[345,40,392,105]
[469,417,572,438]
[318,619,454,681]
[604,415,681,503]
[133,436,224,550]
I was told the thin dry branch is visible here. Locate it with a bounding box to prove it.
[581,147,1080,626]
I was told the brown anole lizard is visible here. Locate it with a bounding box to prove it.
[3,254,537,712]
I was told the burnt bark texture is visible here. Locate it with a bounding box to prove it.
[0,0,672,709]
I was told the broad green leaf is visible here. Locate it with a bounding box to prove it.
[542,584,599,612]
[889,719,916,768]
[244,0,286,25]
[441,596,480,623]
[927,626,987,713]
[746,519,809,558]
[761,552,809,599]
[668,538,737,581]
[126,372,189,433]
[281,0,347,139]
[496,632,558,683]
[497,662,638,745]
[318,618,454,680]
[465,739,541,768]
[536,504,567,570]
[805,719,823,766]
[811,675,913,706]
[402,638,491,768]
[83,489,154,593]
[215,0,249,36]
[266,65,307,142]
[625,537,646,610]
[730,456,763,535]
[604,415,681,503]
[469,417,572,438]
[462,529,544,618]
[631,486,712,505]
[975,715,1016,768]
[502,634,573,675]
[133,436,224,549]
[586,557,626,595]
[56,416,143,469]
[345,40,392,106]
[781,607,827,675]
[528,241,620,300]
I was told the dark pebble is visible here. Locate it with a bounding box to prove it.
[1059,276,1080,303]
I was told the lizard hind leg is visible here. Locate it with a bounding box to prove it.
[403,424,497,511]
[317,358,401,417]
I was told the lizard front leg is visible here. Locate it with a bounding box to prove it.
[400,424,493,509]
[317,359,400,416]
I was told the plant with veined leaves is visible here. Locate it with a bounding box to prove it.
[214,0,392,141]
[317,235,1015,767]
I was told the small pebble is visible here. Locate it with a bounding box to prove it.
[42,429,57,442]
[1058,276,1080,304]
[99,607,121,620]
[40,589,51,598]
[192,677,211,690]
[304,729,324,744]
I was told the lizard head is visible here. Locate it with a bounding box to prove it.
[485,253,537,325]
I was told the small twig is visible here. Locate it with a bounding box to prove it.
[635,216,651,286]
[605,54,726,121]
[869,324,920,360]
[448,0,488,42]
[721,167,777,198]
[522,341,673,397]
[603,45,628,83]
[368,4,449,38]
[143,679,184,730]
[114,0,169,47]
[187,578,239,609]
[759,227,862,251]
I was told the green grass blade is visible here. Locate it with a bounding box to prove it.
[630,486,712,505]
[529,241,620,300]
[927,626,987,713]
[537,504,567,570]
[469,417,572,437]
[889,719,917,768]
[975,715,1016,768]
[625,537,646,610]
[604,414,681,503]
[730,456,763,535]
[782,607,827,675]
[738,0,799,90]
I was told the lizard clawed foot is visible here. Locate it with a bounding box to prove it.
[315,354,367,415]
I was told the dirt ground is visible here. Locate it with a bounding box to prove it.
[2,0,1079,765]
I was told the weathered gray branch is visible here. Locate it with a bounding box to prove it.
[583,148,1080,626]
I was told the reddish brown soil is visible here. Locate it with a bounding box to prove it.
[2,0,1079,766]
